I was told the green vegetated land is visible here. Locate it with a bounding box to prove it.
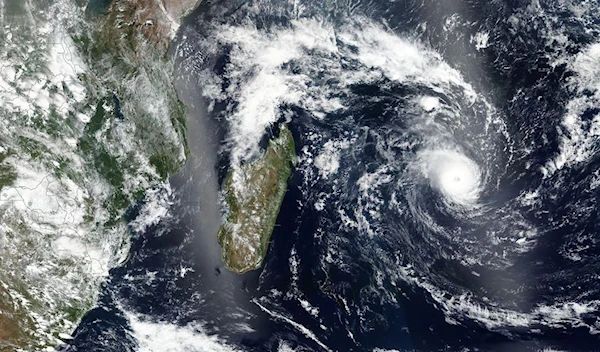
[0,151,16,190]
[0,0,197,349]
[218,126,296,274]
[73,1,190,225]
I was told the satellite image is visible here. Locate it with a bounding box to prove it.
[1,0,600,351]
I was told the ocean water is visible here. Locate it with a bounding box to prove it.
[63,0,600,351]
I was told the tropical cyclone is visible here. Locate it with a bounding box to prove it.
[218,126,296,274]
[0,0,200,350]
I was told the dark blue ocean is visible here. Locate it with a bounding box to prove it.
[62,1,600,351]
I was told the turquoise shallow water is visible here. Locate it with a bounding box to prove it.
[85,0,112,15]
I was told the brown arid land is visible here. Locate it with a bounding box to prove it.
[103,0,202,53]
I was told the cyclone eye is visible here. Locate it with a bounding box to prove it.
[418,149,483,207]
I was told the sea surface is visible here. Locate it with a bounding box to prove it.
[63,1,600,351]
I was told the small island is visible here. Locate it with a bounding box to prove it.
[218,126,296,274]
